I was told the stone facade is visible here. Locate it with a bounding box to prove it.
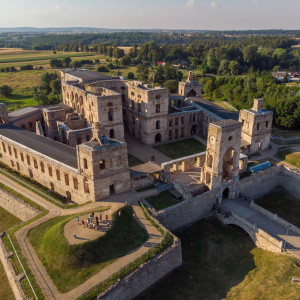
[239,98,273,154]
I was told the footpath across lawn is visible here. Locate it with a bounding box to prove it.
[28,205,149,293]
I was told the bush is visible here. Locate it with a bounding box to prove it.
[0,85,13,97]
[127,72,135,79]
[94,59,100,64]
[96,66,108,72]
[20,65,34,71]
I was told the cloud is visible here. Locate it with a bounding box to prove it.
[210,1,217,8]
[186,0,195,7]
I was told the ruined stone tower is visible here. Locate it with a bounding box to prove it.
[178,71,202,98]
[0,103,9,123]
[202,119,242,202]
[239,98,273,154]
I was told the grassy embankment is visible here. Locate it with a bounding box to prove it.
[154,138,206,159]
[146,190,183,211]
[137,216,300,300]
[28,205,149,292]
[0,206,21,300]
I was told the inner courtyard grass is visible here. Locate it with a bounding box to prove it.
[0,206,21,300]
[276,148,300,168]
[28,205,149,293]
[255,188,300,228]
[147,191,183,211]
[153,138,206,159]
[128,154,144,167]
[136,216,300,300]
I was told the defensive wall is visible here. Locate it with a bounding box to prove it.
[0,188,39,221]
[151,165,300,232]
[98,233,182,300]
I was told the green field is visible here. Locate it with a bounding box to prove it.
[28,205,148,292]
[137,216,300,300]
[0,51,96,64]
[0,206,21,300]
[154,138,206,159]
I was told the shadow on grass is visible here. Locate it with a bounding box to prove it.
[136,217,256,300]
[28,205,149,293]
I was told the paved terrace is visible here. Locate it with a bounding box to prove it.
[0,172,161,300]
[221,198,300,257]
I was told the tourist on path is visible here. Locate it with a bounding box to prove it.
[76,216,79,223]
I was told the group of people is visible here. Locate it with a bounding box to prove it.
[76,212,110,230]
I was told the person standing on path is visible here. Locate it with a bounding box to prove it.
[77,216,79,223]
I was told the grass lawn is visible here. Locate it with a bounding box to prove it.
[276,148,300,168]
[0,206,21,300]
[272,127,300,139]
[28,205,148,293]
[137,217,300,300]
[128,154,144,167]
[255,189,300,228]
[147,191,183,210]
[154,138,206,160]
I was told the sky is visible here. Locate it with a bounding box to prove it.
[0,0,300,30]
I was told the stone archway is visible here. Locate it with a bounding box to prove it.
[155,133,162,143]
[187,89,197,97]
[223,187,229,199]
[191,125,197,135]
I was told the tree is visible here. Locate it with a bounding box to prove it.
[62,57,71,67]
[83,45,89,52]
[49,59,63,68]
[136,64,149,82]
[243,45,258,66]
[203,79,215,97]
[217,59,230,75]
[163,80,178,93]
[97,66,109,72]
[50,79,61,95]
[0,85,13,97]
[154,65,165,84]
[229,61,239,75]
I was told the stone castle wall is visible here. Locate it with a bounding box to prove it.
[98,236,182,300]
[155,188,216,231]
[239,165,282,199]
[0,188,39,221]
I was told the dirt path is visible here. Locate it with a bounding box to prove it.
[0,173,162,299]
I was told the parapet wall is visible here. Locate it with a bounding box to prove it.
[98,236,182,300]
[279,166,300,199]
[0,188,39,221]
[155,188,216,231]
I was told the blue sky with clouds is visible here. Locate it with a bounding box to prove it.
[0,0,300,29]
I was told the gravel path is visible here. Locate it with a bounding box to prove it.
[0,173,162,299]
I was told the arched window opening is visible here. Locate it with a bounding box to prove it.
[99,160,105,170]
[156,120,160,130]
[109,129,115,139]
[108,108,113,121]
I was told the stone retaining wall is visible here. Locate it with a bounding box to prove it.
[98,236,182,300]
[0,234,26,300]
[0,188,39,221]
[280,166,300,200]
[155,189,216,231]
